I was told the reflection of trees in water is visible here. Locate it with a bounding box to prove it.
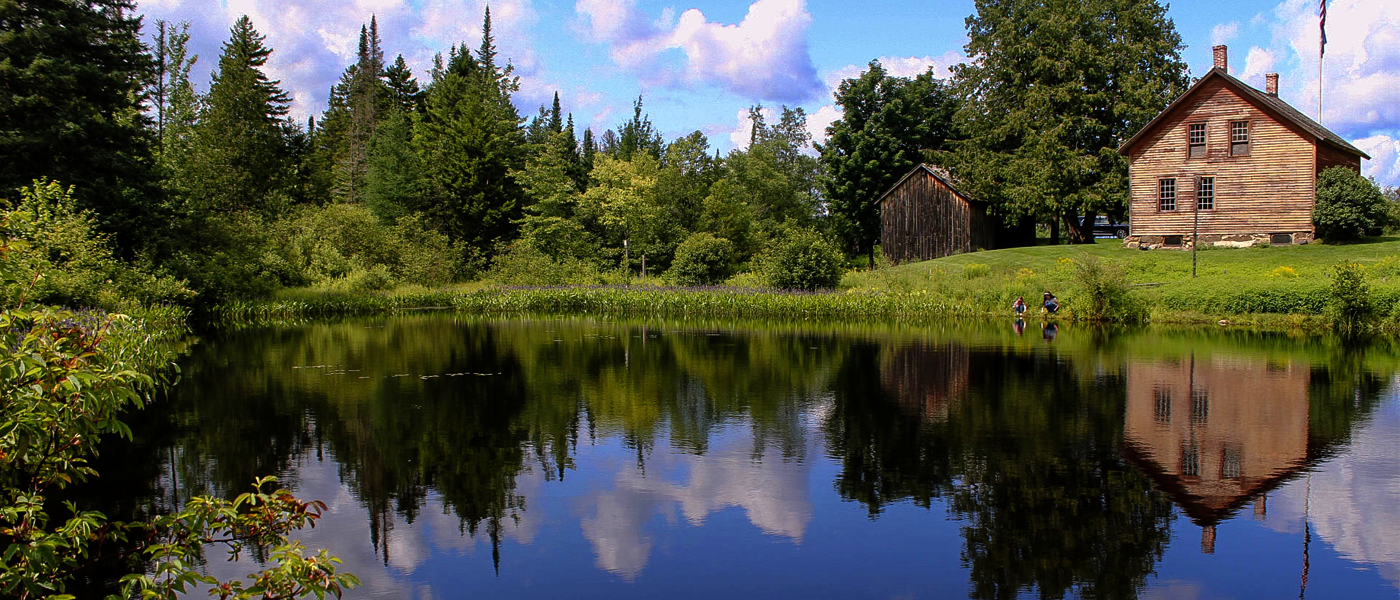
[828,342,1175,600]
[134,317,834,571]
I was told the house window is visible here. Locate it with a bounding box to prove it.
[1198,177,1215,210]
[1188,123,1207,158]
[1159,178,1177,211]
[1230,121,1250,156]
[1191,390,1209,424]
[1154,387,1172,424]
[1222,447,1242,479]
[1182,444,1200,477]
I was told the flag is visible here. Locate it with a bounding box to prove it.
[1319,0,1327,58]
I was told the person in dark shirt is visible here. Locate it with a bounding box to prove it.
[1042,291,1059,314]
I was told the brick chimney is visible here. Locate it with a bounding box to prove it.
[1213,45,1228,71]
[1265,72,1279,95]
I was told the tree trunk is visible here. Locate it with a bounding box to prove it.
[867,245,876,270]
[1049,218,1060,245]
[1068,210,1095,244]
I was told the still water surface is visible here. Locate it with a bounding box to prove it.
[93,316,1400,599]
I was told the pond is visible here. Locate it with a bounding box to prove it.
[86,315,1400,599]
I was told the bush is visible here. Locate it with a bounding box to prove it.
[1328,261,1372,333]
[2,179,191,308]
[962,263,991,279]
[266,204,465,292]
[760,227,844,291]
[1071,254,1145,322]
[486,243,605,286]
[670,232,734,286]
[1313,167,1388,242]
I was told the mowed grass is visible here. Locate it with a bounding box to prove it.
[844,237,1400,322]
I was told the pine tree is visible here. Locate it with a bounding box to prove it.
[334,20,387,203]
[190,15,294,215]
[562,115,587,191]
[951,0,1190,243]
[819,63,958,261]
[384,55,424,113]
[414,9,526,258]
[615,96,663,161]
[548,92,564,134]
[581,127,597,179]
[153,21,199,170]
[0,0,157,253]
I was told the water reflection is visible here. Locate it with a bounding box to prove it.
[72,317,1400,598]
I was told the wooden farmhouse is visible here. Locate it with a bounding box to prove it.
[877,163,996,263]
[1118,45,1370,249]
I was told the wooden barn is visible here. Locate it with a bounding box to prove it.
[877,164,996,263]
[1118,45,1369,249]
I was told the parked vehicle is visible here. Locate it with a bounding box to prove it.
[1083,215,1129,238]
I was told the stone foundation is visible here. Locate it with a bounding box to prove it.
[1124,231,1313,250]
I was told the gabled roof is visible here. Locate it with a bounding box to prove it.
[1118,68,1370,160]
[875,163,984,205]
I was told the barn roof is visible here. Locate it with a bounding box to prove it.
[875,163,984,206]
[1117,67,1369,160]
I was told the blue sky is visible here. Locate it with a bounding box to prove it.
[135,0,1400,185]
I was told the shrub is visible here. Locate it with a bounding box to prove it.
[1071,254,1145,322]
[266,204,465,292]
[962,263,991,279]
[1313,167,1388,242]
[1268,266,1299,278]
[670,232,734,286]
[486,243,604,286]
[2,179,191,308]
[1328,261,1372,333]
[760,227,845,291]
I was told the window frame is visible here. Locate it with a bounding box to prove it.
[1187,123,1207,158]
[1230,121,1250,156]
[1158,177,1178,212]
[1197,176,1215,211]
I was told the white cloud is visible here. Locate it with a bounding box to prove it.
[574,0,823,102]
[1241,46,1276,81]
[1211,21,1240,46]
[1356,135,1400,185]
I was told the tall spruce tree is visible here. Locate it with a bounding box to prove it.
[415,10,526,258]
[0,0,157,253]
[190,15,294,215]
[384,54,424,113]
[615,96,663,161]
[951,0,1190,243]
[581,127,597,179]
[334,19,387,203]
[818,62,958,262]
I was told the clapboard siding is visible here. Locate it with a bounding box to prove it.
[1126,78,1317,236]
[880,166,994,263]
[1316,142,1361,175]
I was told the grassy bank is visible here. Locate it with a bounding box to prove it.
[208,238,1400,333]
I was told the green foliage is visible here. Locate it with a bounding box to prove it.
[1071,254,1145,322]
[1313,167,1388,242]
[761,228,845,291]
[0,0,158,253]
[951,0,1190,239]
[1328,261,1373,333]
[267,204,463,291]
[485,243,607,286]
[819,63,959,259]
[2,180,191,308]
[363,109,428,223]
[962,263,991,280]
[671,232,735,286]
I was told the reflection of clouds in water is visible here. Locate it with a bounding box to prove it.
[578,425,814,579]
[196,453,549,599]
[1264,391,1400,589]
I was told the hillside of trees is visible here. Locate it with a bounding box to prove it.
[2,0,1201,307]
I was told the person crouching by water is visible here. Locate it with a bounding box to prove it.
[1012,296,1027,316]
[1042,291,1059,315]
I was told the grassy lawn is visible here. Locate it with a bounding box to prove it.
[844,237,1400,322]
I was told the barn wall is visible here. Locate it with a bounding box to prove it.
[880,170,994,263]
[1316,143,1361,175]
[1126,78,1318,237]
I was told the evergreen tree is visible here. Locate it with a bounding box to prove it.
[189,15,294,215]
[415,9,526,258]
[951,0,1190,243]
[384,55,424,113]
[582,127,598,175]
[0,0,157,253]
[615,96,663,161]
[365,109,428,223]
[562,115,587,190]
[334,20,387,203]
[548,92,564,134]
[818,62,958,262]
[152,21,199,176]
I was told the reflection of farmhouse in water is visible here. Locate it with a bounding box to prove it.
[1122,355,1312,552]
